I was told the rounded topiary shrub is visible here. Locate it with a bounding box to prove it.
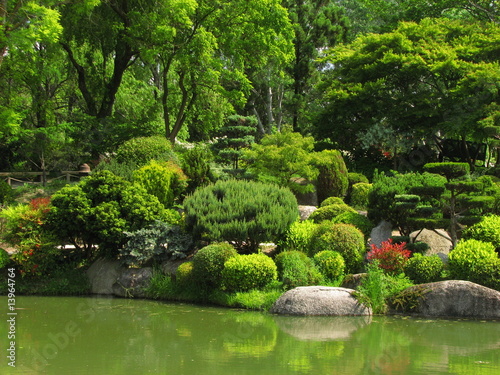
[176,261,195,287]
[278,220,318,252]
[462,215,500,251]
[313,251,345,281]
[133,160,188,207]
[116,136,177,166]
[331,211,374,238]
[404,254,444,284]
[312,149,349,203]
[309,223,365,273]
[184,180,298,252]
[468,258,500,291]
[349,182,372,209]
[274,250,323,289]
[448,239,498,280]
[221,253,278,292]
[192,243,238,289]
[308,203,357,223]
[320,196,345,207]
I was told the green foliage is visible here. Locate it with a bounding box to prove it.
[348,172,369,186]
[313,251,345,281]
[404,254,445,284]
[331,211,374,238]
[274,250,323,289]
[133,160,188,207]
[320,196,345,207]
[47,170,170,259]
[211,115,257,169]
[312,149,349,202]
[221,253,278,292]
[243,132,319,194]
[0,198,62,277]
[0,248,11,269]
[448,239,498,281]
[423,162,470,181]
[462,215,500,250]
[309,222,365,273]
[175,261,196,289]
[349,182,372,209]
[184,180,298,252]
[116,136,177,166]
[93,159,139,182]
[192,243,238,290]
[0,180,13,205]
[179,144,214,193]
[308,203,357,223]
[469,258,500,291]
[278,220,318,252]
[119,222,193,267]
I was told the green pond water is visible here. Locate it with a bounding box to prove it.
[1,296,499,375]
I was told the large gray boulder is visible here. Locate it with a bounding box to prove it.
[369,220,393,247]
[87,258,125,295]
[298,205,317,221]
[270,286,372,316]
[112,267,153,298]
[410,229,452,260]
[392,280,500,319]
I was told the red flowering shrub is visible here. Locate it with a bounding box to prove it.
[367,239,411,274]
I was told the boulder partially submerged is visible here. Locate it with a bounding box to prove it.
[270,286,372,316]
[390,280,500,319]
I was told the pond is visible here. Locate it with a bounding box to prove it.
[1,296,499,375]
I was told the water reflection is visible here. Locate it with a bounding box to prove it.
[0,296,499,375]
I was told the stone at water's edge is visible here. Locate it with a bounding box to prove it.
[112,267,153,298]
[270,286,372,316]
[392,280,500,320]
[87,258,125,295]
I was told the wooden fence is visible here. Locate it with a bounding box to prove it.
[0,171,85,187]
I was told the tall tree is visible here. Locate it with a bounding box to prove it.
[283,0,348,132]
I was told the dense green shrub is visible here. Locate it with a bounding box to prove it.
[93,158,139,181]
[312,149,349,202]
[448,239,498,281]
[47,171,173,259]
[331,211,374,238]
[0,198,61,276]
[180,144,214,193]
[175,261,195,288]
[313,251,345,281]
[308,203,357,223]
[462,215,500,250]
[119,221,193,266]
[278,220,317,252]
[192,243,238,289]
[0,179,13,205]
[274,250,323,289]
[423,162,470,181]
[133,160,187,207]
[319,196,345,207]
[221,253,278,292]
[348,172,369,186]
[469,258,500,291]
[0,248,12,268]
[116,136,177,166]
[184,180,298,252]
[350,182,372,209]
[309,223,365,273]
[404,254,444,284]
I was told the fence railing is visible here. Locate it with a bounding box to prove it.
[0,171,85,187]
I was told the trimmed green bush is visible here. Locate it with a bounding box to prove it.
[469,258,500,291]
[176,261,195,288]
[116,136,177,166]
[278,220,318,252]
[423,162,470,181]
[331,211,374,238]
[320,196,345,207]
[348,172,369,186]
[192,243,238,289]
[184,180,298,252]
[274,250,323,289]
[462,215,500,250]
[404,254,444,284]
[350,182,372,209]
[312,149,349,202]
[133,160,187,207]
[308,203,357,223]
[0,179,13,205]
[180,144,214,193]
[448,239,498,281]
[221,253,278,292]
[313,251,345,281]
[309,223,366,273]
